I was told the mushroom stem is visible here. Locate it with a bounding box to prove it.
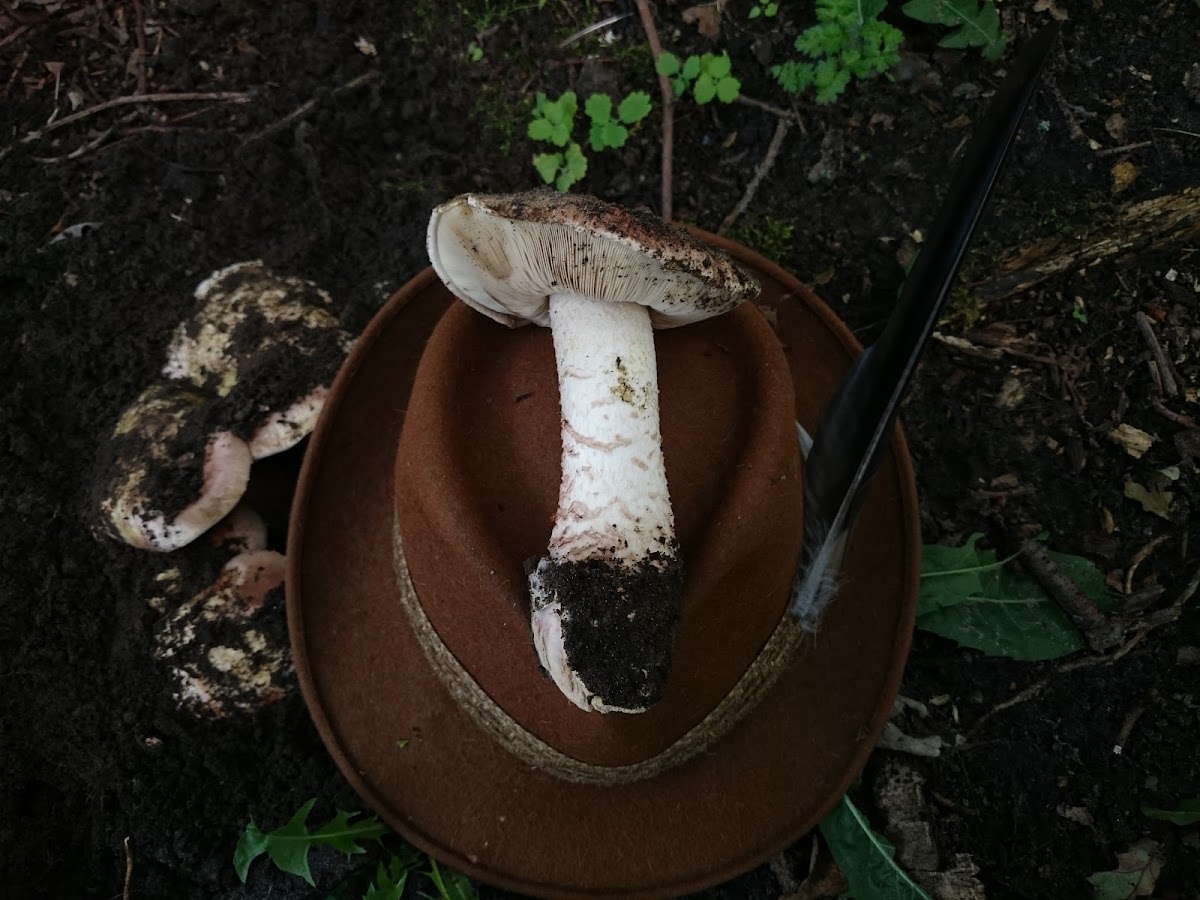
[529,295,683,713]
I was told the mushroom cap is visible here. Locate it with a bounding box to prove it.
[245,384,329,460]
[95,383,252,552]
[427,190,760,329]
[154,549,291,717]
[162,260,355,458]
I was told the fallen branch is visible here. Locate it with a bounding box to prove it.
[20,91,253,144]
[633,0,674,222]
[973,186,1200,302]
[719,118,790,234]
[240,70,379,148]
[1020,541,1123,652]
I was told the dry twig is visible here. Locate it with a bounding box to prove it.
[737,94,805,126]
[19,91,253,144]
[1125,535,1169,594]
[1020,541,1123,652]
[719,118,790,234]
[240,70,379,148]
[1135,311,1179,396]
[131,0,148,95]
[1151,397,1197,429]
[122,836,133,900]
[633,0,674,222]
[1094,140,1153,157]
[1112,703,1146,754]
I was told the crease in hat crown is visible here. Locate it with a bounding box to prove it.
[425,190,761,714]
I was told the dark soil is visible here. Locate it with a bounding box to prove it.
[2,2,1198,899]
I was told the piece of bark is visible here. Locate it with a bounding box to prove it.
[974,187,1200,302]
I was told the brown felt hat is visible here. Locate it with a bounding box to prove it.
[287,208,920,897]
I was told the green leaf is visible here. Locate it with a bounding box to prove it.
[363,847,422,900]
[918,533,992,607]
[917,537,1114,661]
[428,858,481,900]
[1086,840,1164,900]
[527,118,553,142]
[715,76,740,103]
[704,51,732,78]
[583,93,612,124]
[901,0,1006,61]
[655,51,680,76]
[556,142,587,191]
[820,795,933,900]
[602,120,628,148]
[1142,799,1200,826]
[234,821,270,883]
[772,59,815,94]
[681,54,702,80]
[557,90,578,120]
[693,73,717,104]
[233,800,387,887]
[616,91,652,124]
[532,152,562,185]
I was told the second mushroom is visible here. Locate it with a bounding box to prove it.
[428,191,759,713]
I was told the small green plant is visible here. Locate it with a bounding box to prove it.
[771,0,904,104]
[584,92,653,151]
[235,800,479,899]
[527,89,652,191]
[465,41,484,62]
[901,0,1006,61]
[234,799,387,886]
[749,0,779,18]
[655,51,741,104]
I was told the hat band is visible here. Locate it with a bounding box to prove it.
[393,516,809,785]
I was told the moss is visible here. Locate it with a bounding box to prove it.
[471,76,533,158]
[727,216,797,265]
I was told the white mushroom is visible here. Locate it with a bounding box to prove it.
[162,260,354,460]
[95,383,252,552]
[154,549,291,717]
[427,191,759,713]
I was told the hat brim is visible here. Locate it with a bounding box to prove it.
[287,230,920,899]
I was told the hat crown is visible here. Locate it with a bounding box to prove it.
[393,300,804,782]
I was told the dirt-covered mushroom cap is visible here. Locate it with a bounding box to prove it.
[427,190,760,329]
[95,383,252,552]
[427,191,760,714]
[154,549,291,717]
[162,260,355,459]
